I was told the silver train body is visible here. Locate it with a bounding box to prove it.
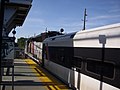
[42,23,120,90]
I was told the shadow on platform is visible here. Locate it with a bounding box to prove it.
[1,59,72,90]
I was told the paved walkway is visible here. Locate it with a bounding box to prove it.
[1,59,72,90]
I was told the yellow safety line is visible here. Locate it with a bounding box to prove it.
[36,68,45,76]
[55,85,61,90]
[24,59,68,90]
[49,85,56,90]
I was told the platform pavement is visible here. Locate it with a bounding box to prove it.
[1,59,72,90]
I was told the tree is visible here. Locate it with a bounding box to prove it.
[17,37,27,49]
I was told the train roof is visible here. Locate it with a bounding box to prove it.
[74,23,120,38]
[77,23,120,34]
[43,23,120,44]
[44,32,77,42]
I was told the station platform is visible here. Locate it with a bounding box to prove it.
[1,59,72,90]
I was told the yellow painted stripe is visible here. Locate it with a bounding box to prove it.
[55,85,61,90]
[49,85,56,90]
[25,59,36,64]
[24,59,70,90]
[25,59,40,77]
[36,68,45,76]
[25,59,52,82]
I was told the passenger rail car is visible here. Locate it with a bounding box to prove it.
[25,41,42,62]
[42,23,120,90]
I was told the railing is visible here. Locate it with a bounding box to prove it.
[1,59,14,90]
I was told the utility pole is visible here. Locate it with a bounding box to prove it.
[82,8,87,30]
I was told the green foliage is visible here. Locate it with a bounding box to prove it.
[17,37,27,49]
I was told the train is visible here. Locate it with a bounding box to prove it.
[25,23,120,90]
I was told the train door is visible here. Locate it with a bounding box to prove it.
[42,43,49,67]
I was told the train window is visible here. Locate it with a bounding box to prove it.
[60,56,65,62]
[87,60,114,78]
[49,47,56,61]
[58,48,65,62]
[73,56,82,69]
[49,47,73,68]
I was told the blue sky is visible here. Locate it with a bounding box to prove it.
[10,0,120,39]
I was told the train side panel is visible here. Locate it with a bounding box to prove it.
[42,23,120,90]
[73,24,120,90]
